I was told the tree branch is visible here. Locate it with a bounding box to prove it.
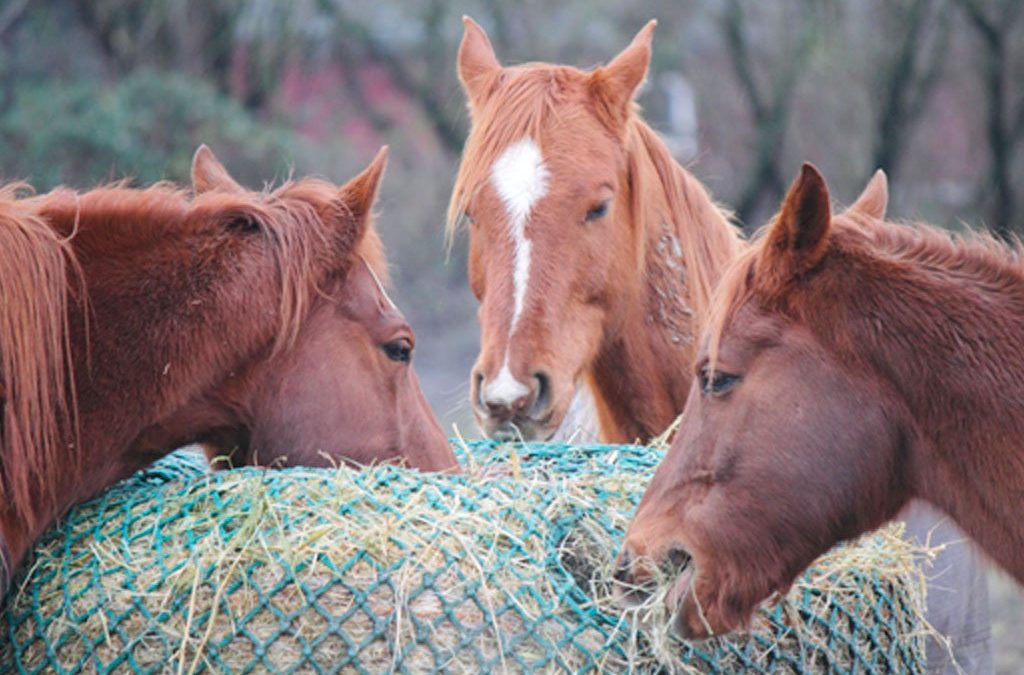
[329,5,465,153]
[0,0,30,39]
[721,0,767,123]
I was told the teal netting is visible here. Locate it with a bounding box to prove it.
[0,442,925,673]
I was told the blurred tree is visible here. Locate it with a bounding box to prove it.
[719,0,823,228]
[0,71,294,189]
[951,0,1024,237]
[870,0,951,184]
[327,0,466,153]
[0,0,30,38]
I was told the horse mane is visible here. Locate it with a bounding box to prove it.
[34,176,382,352]
[446,63,741,326]
[3,175,378,529]
[705,212,1024,371]
[626,120,742,326]
[0,184,79,529]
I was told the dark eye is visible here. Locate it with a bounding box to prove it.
[584,201,610,222]
[699,368,741,396]
[382,338,413,363]
[462,211,474,228]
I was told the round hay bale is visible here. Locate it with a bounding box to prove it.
[0,442,927,673]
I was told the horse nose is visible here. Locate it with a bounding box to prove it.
[476,368,548,421]
[613,545,656,607]
[614,536,688,609]
[613,549,634,585]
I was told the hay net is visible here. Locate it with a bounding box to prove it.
[1,442,927,673]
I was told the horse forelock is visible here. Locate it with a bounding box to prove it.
[446,65,584,250]
[210,176,386,354]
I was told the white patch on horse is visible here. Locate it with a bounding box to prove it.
[491,138,549,330]
[482,138,549,407]
[484,362,531,407]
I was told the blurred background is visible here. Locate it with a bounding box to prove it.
[1,1,1021,668]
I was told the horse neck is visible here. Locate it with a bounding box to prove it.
[1,213,283,567]
[827,240,1024,581]
[587,121,742,444]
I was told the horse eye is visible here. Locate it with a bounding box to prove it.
[382,338,413,363]
[584,201,610,222]
[700,369,741,396]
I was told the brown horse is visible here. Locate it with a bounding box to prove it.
[0,147,456,586]
[449,18,743,443]
[617,163,1023,639]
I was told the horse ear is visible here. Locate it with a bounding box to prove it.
[191,145,244,194]
[845,169,888,220]
[339,146,389,239]
[762,163,832,283]
[458,16,502,110]
[589,20,657,127]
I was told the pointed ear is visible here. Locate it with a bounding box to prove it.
[339,146,388,240]
[589,20,657,127]
[191,145,244,194]
[845,169,888,220]
[458,16,502,110]
[761,164,832,283]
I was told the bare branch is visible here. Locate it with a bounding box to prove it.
[329,5,465,153]
[0,0,30,39]
[725,0,819,225]
[951,0,999,47]
[721,0,767,123]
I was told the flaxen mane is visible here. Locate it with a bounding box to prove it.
[446,64,740,326]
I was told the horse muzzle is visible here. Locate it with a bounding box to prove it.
[472,369,559,441]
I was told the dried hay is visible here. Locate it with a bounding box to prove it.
[0,442,930,673]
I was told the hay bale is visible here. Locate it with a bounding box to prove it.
[0,442,928,673]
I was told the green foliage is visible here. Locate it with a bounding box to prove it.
[0,71,295,190]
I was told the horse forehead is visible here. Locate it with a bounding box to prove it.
[489,137,550,219]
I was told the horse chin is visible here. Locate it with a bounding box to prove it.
[668,560,739,641]
[481,405,564,443]
[486,417,559,443]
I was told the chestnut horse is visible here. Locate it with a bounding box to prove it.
[449,18,743,443]
[618,163,1022,639]
[0,147,456,590]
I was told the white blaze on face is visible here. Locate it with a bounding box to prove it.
[483,137,549,407]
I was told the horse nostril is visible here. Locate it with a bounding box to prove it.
[613,548,658,607]
[667,547,692,573]
[473,371,485,409]
[532,371,551,415]
[613,550,633,584]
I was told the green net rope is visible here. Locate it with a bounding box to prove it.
[0,442,924,673]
